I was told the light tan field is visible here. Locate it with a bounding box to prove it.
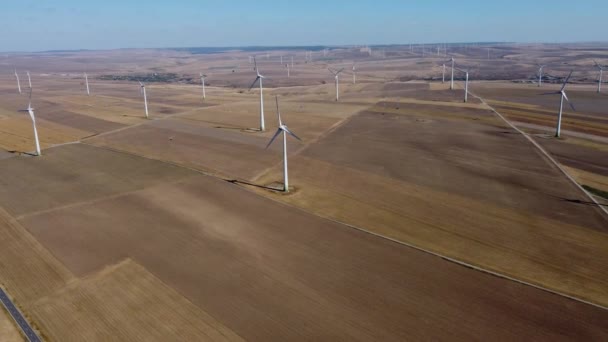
[0,305,24,342]
[30,259,243,342]
[0,44,607,340]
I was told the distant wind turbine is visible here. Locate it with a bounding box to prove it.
[449,57,455,90]
[594,60,604,93]
[285,64,290,78]
[139,82,149,119]
[265,96,302,193]
[200,73,207,99]
[84,72,90,95]
[442,64,446,83]
[18,87,41,156]
[537,65,546,87]
[14,68,22,94]
[249,57,267,131]
[352,64,356,84]
[26,71,32,89]
[328,68,345,101]
[454,67,470,103]
[542,71,575,138]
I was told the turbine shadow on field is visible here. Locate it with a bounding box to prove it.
[227,179,283,192]
[7,150,37,157]
[545,192,608,208]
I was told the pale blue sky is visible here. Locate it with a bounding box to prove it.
[1,1,606,52]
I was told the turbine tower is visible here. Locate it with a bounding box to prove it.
[285,64,290,78]
[537,65,546,87]
[139,82,149,119]
[249,57,267,131]
[328,68,344,101]
[352,64,356,84]
[442,64,446,83]
[594,60,604,93]
[18,88,41,156]
[454,67,470,103]
[84,72,90,95]
[266,96,302,193]
[542,71,575,138]
[26,71,32,89]
[200,73,207,99]
[450,58,455,90]
[14,68,22,94]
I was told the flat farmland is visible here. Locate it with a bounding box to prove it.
[86,99,367,181]
[11,158,608,340]
[30,259,243,342]
[254,98,608,308]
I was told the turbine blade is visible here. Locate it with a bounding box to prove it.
[275,96,282,125]
[562,92,576,111]
[249,77,260,91]
[560,71,573,91]
[284,127,302,141]
[265,129,283,149]
[336,68,345,74]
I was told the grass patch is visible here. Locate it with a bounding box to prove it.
[583,185,608,200]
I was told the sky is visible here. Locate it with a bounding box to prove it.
[1,0,607,52]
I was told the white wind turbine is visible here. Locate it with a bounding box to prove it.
[18,87,41,156]
[84,72,90,95]
[454,66,471,103]
[442,63,446,83]
[266,96,302,193]
[352,64,356,84]
[537,65,546,87]
[328,68,345,101]
[542,71,575,138]
[14,68,22,94]
[285,64,290,78]
[449,57,455,90]
[200,73,207,99]
[26,71,32,89]
[139,82,149,119]
[249,57,267,131]
[593,60,604,93]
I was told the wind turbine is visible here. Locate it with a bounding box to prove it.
[454,67,470,103]
[537,65,546,87]
[200,73,207,99]
[328,68,345,101]
[265,96,302,193]
[449,57,455,90]
[352,64,356,84]
[594,60,604,93]
[26,71,32,89]
[84,72,90,95]
[14,68,22,94]
[249,57,266,131]
[18,87,41,156]
[285,64,290,78]
[542,71,575,138]
[139,82,149,119]
[442,63,446,83]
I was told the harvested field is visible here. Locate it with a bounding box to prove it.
[254,102,608,308]
[15,169,608,341]
[0,207,73,304]
[86,99,366,181]
[30,259,243,342]
[0,305,24,342]
[0,143,196,217]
